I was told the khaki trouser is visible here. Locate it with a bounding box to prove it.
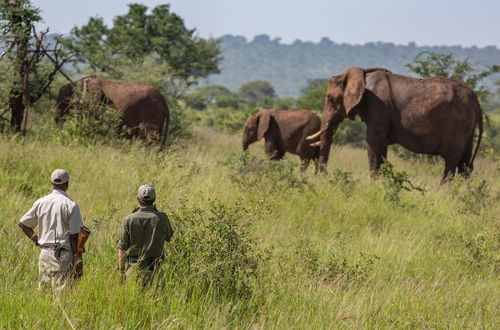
[38,248,73,291]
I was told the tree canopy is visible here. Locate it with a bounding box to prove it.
[62,3,221,84]
[239,80,275,101]
[406,51,500,100]
[0,0,70,132]
[296,79,327,111]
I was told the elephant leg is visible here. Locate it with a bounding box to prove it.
[269,150,285,160]
[264,139,283,160]
[313,158,321,174]
[457,142,473,177]
[441,155,461,183]
[300,158,310,171]
[366,132,388,178]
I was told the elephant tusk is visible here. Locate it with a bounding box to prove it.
[306,122,329,141]
[310,141,321,147]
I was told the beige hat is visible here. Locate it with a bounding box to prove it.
[51,169,70,184]
[137,184,156,201]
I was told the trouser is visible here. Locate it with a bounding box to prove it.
[125,260,165,289]
[38,247,73,291]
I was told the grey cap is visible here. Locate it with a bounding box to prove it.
[51,169,70,184]
[137,184,156,201]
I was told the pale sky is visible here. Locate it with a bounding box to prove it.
[31,0,500,48]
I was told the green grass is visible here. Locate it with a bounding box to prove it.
[0,124,499,328]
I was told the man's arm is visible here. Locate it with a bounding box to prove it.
[68,204,84,236]
[19,203,39,246]
[164,214,174,242]
[117,219,130,275]
[18,222,40,247]
[118,249,127,271]
[70,233,78,255]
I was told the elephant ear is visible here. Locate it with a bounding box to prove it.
[257,110,271,140]
[343,67,365,115]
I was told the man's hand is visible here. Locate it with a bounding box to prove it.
[73,255,84,279]
[31,235,40,247]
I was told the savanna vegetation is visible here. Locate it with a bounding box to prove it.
[0,1,499,328]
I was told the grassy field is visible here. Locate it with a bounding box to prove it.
[0,123,499,328]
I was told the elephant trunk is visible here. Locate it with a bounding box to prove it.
[242,135,249,151]
[318,122,337,164]
[316,103,341,165]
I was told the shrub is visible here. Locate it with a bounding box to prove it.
[329,168,357,197]
[55,92,127,145]
[219,152,311,192]
[194,108,250,134]
[167,103,193,141]
[379,160,425,204]
[457,230,500,273]
[332,119,366,147]
[162,198,264,298]
[454,179,492,215]
[295,238,378,287]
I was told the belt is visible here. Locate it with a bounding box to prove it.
[42,245,70,252]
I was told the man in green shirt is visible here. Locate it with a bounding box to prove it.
[117,185,173,287]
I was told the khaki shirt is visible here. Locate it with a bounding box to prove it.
[117,205,173,266]
[20,189,83,250]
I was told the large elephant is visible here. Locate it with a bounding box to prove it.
[307,67,483,181]
[56,76,169,147]
[243,109,321,170]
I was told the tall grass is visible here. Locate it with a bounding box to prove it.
[0,121,498,328]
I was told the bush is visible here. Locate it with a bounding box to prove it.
[457,230,500,273]
[333,119,366,147]
[55,91,127,144]
[379,160,425,204]
[162,198,263,298]
[482,115,500,161]
[329,168,357,197]
[295,238,378,287]
[193,108,251,134]
[167,103,193,141]
[453,179,493,215]
[219,152,311,192]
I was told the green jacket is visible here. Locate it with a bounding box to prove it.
[117,205,173,267]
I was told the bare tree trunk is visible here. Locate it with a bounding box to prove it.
[9,88,24,132]
[21,71,30,134]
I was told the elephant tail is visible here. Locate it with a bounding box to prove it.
[469,108,483,170]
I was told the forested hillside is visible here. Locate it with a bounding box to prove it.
[203,34,500,97]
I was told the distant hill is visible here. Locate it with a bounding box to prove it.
[201,34,500,97]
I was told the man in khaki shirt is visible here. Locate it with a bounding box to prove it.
[118,185,173,287]
[18,169,84,290]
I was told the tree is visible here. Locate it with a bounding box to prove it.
[406,51,500,101]
[296,79,327,111]
[0,0,72,132]
[186,85,242,110]
[62,4,221,85]
[239,80,275,102]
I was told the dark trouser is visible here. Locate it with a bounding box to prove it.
[126,256,164,288]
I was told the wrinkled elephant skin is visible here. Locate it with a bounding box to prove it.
[309,67,483,181]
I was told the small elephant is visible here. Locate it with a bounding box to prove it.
[56,76,169,148]
[242,109,321,170]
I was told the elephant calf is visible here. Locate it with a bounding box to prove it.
[242,108,321,170]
